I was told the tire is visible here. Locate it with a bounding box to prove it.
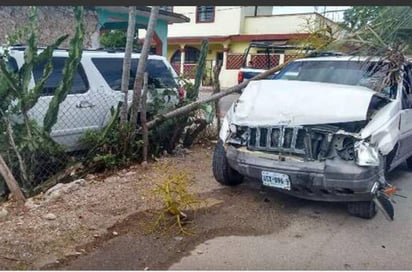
[212,141,244,186]
[406,156,412,170]
[347,201,377,219]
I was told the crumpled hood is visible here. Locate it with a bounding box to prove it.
[231,80,382,126]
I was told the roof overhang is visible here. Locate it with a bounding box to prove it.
[96,6,190,24]
[167,33,310,44]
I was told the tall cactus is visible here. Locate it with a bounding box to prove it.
[0,7,69,124]
[0,6,83,193]
[43,6,85,133]
[187,39,208,101]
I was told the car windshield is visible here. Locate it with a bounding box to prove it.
[275,60,398,98]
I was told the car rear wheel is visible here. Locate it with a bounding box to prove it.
[212,141,244,186]
[347,201,377,219]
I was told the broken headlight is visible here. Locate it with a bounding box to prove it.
[354,141,379,167]
[227,125,249,145]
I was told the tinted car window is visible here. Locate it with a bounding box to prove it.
[275,60,398,98]
[1,56,18,73]
[91,58,177,90]
[33,57,89,96]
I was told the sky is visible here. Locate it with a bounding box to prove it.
[272,6,351,22]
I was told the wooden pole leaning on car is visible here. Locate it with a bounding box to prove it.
[0,154,26,205]
[144,59,297,131]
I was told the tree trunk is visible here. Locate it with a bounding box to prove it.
[141,72,149,162]
[212,61,223,132]
[145,61,290,130]
[120,6,136,123]
[129,6,160,138]
[0,154,25,205]
[3,116,28,186]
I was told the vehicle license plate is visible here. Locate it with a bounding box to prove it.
[261,171,291,190]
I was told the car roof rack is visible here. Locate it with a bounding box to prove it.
[8,45,146,54]
[304,51,347,58]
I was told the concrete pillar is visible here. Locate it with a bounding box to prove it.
[279,53,285,65]
[180,44,185,75]
[222,45,230,70]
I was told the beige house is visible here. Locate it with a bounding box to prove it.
[141,6,342,87]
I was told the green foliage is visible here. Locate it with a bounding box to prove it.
[341,6,412,54]
[82,40,213,171]
[80,103,144,171]
[342,6,383,31]
[0,6,86,196]
[43,6,85,133]
[100,29,139,49]
[0,121,65,193]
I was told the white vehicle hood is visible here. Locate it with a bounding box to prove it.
[231,80,381,126]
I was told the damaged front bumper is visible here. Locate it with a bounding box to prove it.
[226,145,379,202]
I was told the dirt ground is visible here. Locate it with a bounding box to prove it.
[0,140,289,270]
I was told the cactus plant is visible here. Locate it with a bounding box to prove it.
[43,6,85,133]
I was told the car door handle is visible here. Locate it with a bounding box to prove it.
[76,100,95,108]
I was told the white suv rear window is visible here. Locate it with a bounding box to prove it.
[91,58,177,90]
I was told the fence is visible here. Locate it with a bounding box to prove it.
[0,90,123,198]
[170,60,215,86]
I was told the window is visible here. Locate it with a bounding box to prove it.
[0,56,18,73]
[170,46,200,64]
[33,57,89,96]
[160,6,173,12]
[91,58,177,90]
[196,6,215,23]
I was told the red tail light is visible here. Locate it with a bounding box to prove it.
[178,87,186,102]
[237,71,244,84]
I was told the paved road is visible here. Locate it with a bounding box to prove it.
[58,89,412,270]
[170,166,412,270]
[170,89,412,270]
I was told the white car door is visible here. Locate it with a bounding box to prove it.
[29,56,117,150]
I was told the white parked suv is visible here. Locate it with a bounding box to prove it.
[5,47,181,150]
[213,55,412,219]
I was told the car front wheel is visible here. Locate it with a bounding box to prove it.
[212,141,244,186]
[347,201,377,219]
[406,156,412,170]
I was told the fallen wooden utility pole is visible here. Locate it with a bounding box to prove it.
[0,154,25,205]
[145,61,289,130]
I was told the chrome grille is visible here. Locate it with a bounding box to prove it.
[247,126,306,154]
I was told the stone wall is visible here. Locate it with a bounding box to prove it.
[0,6,100,48]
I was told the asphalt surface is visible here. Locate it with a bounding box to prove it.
[170,89,412,270]
[60,90,412,270]
[170,166,412,270]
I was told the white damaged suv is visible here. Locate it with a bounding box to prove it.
[213,55,412,219]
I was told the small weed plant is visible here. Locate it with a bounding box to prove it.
[149,162,204,235]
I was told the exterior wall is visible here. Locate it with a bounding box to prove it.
[166,6,243,37]
[165,8,343,88]
[243,13,317,35]
[243,6,274,16]
[0,7,99,48]
[229,41,250,53]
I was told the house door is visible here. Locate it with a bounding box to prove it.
[216,52,223,67]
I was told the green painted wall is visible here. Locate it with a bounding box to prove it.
[96,7,168,56]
